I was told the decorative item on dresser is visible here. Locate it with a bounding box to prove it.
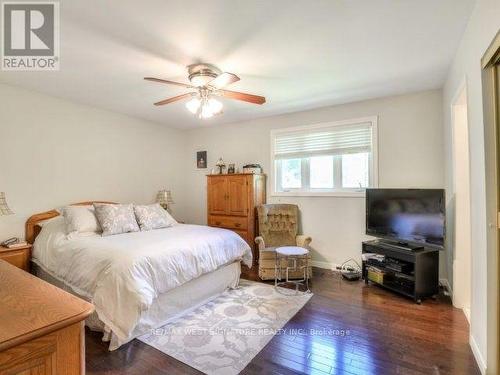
[215,157,226,174]
[255,204,312,281]
[0,243,32,271]
[242,164,262,174]
[207,173,266,271]
[0,260,94,374]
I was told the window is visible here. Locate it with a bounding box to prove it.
[272,117,378,196]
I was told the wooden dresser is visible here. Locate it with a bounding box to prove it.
[207,173,266,268]
[0,260,94,375]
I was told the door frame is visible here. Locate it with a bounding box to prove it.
[450,78,472,320]
[481,29,500,375]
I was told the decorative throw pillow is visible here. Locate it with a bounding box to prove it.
[62,205,101,236]
[93,203,140,236]
[134,203,177,231]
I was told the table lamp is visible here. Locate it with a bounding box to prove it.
[0,192,13,216]
[0,192,18,246]
[157,190,174,212]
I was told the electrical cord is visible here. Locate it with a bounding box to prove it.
[341,258,361,272]
[340,258,362,280]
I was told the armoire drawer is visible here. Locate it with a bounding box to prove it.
[208,215,248,230]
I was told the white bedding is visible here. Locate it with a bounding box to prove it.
[33,218,252,348]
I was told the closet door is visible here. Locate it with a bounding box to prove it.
[208,176,228,215]
[227,175,249,216]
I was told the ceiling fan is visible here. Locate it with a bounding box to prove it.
[144,63,266,119]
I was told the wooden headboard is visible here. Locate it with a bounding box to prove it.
[25,201,116,244]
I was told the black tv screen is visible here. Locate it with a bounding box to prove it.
[366,189,445,249]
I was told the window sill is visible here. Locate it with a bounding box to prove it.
[271,190,366,198]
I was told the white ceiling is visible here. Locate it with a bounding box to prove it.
[0,0,475,128]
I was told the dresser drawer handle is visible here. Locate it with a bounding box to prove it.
[215,221,221,225]
[234,223,241,228]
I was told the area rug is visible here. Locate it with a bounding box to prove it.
[138,280,312,374]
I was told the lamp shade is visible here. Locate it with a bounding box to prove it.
[0,192,13,215]
[156,190,174,205]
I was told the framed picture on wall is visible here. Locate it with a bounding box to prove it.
[197,151,207,169]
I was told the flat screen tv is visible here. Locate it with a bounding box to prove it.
[366,189,445,249]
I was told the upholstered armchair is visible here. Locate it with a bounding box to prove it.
[255,204,312,280]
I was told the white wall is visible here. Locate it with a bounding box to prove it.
[0,85,445,271]
[183,90,444,270]
[442,0,500,373]
[0,83,187,239]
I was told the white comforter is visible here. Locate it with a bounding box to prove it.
[33,219,252,347]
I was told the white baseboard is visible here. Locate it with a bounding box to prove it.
[469,333,487,375]
[463,307,471,324]
[439,279,471,324]
[311,260,338,270]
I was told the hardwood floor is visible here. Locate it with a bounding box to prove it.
[86,268,480,375]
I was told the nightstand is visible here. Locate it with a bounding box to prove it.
[0,244,32,272]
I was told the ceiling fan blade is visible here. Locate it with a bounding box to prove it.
[144,77,196,89]
[208,72,240,89]
[154,93,194,106]
[218,89,266,105]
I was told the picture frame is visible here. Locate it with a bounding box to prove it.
[197,151,207,169]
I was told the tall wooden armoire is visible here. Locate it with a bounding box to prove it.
[207,173,266,270]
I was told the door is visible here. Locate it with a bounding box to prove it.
[208,176,228,215]
[481,33,500,375]
[227,175,248,216]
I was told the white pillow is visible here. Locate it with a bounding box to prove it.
[38,215,63,227]
[94,203,140,236]
[62,205,101,236]
[134,203,177,231]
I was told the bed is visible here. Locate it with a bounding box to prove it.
[26,202,252,350]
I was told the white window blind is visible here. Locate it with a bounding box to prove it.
[274,122,373,159]
[271,117,378,196]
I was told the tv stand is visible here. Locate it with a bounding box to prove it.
[372,239,424,252]
[362,240,439,303]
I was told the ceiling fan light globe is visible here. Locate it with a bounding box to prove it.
[208,98,223,114]
[200,104,214,119]
[185,97,201,114]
